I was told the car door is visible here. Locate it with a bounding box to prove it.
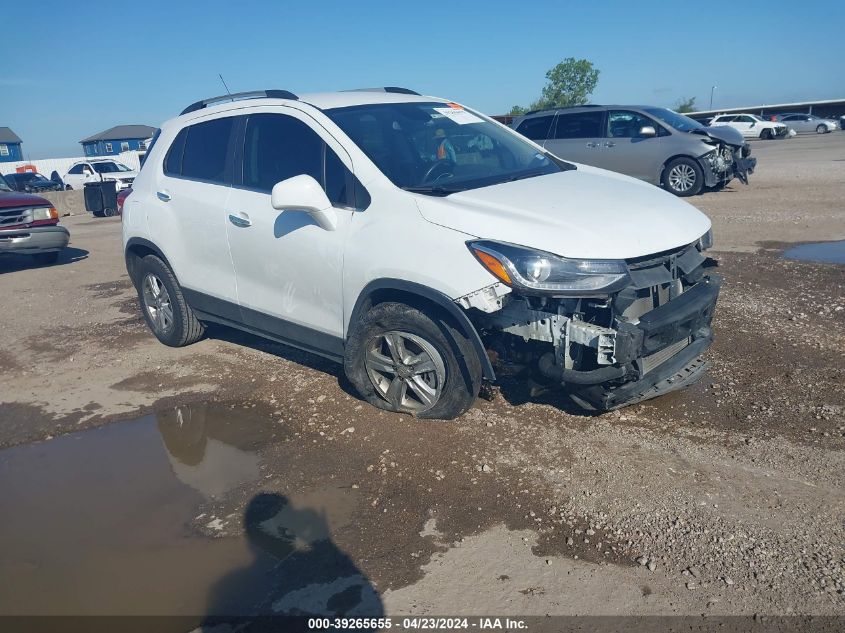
[224,109,355,353]
[792,115,813,133]
[733,115,757,137]
[598,110,665,181]
[543,110,606,165]
[151,115,240,317]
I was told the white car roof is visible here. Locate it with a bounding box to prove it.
[177,90,450,122]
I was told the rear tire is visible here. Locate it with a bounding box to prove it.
[135,255,205,347]
[662,157,704,197]
[344,302,481,420]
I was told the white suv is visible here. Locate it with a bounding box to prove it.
[708,113,788,140]
[123,88,720,419]
[63,159,138,191]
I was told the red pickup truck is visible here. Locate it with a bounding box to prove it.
[0,173,69,265]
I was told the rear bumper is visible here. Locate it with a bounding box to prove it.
[0,225,70,255]
[543,276,721,410]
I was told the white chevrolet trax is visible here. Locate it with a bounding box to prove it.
[123,87,720,419]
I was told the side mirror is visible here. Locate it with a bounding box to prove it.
[271,174,336,231]
[750,121,756,128]
[639,126,657,137]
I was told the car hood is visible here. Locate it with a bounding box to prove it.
[0,190,51,208]
[414,165,712,260]
[100,171,138,179]
[691,126,744,146]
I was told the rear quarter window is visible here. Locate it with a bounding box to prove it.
[166,117,236,184]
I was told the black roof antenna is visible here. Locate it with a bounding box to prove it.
[218,74,233,101]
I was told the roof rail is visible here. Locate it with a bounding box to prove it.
[180,89,298,115]
[523,104,603,116]
[345,86,420,95]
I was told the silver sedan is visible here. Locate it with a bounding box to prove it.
[776,113,839,134]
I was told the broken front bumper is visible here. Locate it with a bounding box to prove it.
[541,275,721,410]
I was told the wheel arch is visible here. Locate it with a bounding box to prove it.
[348,279,495,381]
[125,237,173,285]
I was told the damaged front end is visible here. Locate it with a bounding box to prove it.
[460,236,720,411]
[696,127,757,187]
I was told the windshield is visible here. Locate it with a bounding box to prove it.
[749,114,765,121]
[92,162,132,174]
[22,173,49,183]
[326,102,571,195]
[642,107,704,132]
[0,174,11,192]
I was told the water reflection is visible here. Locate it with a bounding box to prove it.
[157,404,263,498]
[782,240,845,265]
[0,401,383,622]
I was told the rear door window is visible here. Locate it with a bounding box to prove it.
[515,115,555,141]
[553,111,605,138]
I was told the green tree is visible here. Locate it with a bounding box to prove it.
[534,58,600,110]
[508,105,529,116]
[674,96,696,113]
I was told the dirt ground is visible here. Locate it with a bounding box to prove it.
[1,133,843,625]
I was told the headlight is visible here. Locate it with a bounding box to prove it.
[697,228,713,251]
[31,207,58,221]
[468,240,630,296]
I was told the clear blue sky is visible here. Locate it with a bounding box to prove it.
[1,0,842,159]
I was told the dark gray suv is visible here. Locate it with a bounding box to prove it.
[511,105,756,196]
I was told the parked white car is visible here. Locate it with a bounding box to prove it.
[63,159,138,191]
[123,88,719,419]
[775,113,839,134]
[709,113,788,140]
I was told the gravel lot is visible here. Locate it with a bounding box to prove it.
[1,133,843,624]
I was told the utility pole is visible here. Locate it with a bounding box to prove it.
[709,86,717,110]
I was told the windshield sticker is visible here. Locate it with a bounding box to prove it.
[433,107,483,125]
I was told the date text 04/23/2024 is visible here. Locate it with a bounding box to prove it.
[307,617,528,630]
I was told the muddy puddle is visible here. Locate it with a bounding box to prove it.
[782,240,845,264]
[0,402,376,623]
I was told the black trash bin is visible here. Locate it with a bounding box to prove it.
[83,180,119,217]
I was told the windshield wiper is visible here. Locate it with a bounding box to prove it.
[402,185,455,197]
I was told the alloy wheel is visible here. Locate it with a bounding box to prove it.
[668,164,696,192]
[365,331,446,413]
[142,273,174,334]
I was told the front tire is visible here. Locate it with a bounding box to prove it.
[759,129,773,140]
[344,302,481,420]
[816,124,828,134]
[662,157,704,197]
[135,254,205,347]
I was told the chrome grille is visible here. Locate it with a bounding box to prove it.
[0,207,31,228]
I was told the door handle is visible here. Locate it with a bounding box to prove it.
[603,141,615,148]
[586,142,598,148]
[156,191,171,202]
[228,213,252,228]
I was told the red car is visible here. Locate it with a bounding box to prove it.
[117,186,131,216]
[0,173,69,265]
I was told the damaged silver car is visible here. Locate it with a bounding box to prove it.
[511,105,756,196]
